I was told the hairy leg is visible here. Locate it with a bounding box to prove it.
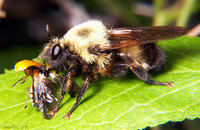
[129,65,172,87]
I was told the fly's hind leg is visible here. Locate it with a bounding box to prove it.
[129,65,173,88]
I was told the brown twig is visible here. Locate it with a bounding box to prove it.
[0,0,6,18]
[132,3,153,17]
[186,24,200,36]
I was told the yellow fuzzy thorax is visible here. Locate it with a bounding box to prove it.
[60,20,111,69]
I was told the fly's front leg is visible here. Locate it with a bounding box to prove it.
[50,72,72,116]
[63,77,89,118]
[50,71,79,116]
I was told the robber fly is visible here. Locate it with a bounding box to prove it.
[39,20,187,118]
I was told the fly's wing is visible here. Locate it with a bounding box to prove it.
[104,26,187,50]
[35,73,58,119]
[30,73,39,108]
[38,100,54,119]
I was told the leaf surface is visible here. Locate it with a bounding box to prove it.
[0,36,200,129]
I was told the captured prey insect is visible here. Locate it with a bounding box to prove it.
[39,20,187,118]
[13,60,60,119]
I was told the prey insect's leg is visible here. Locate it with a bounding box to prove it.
[64,77,89,119]
[50,72,72,116]
[24,87,31,109]
[12,76,28,87]
[129,65,173,88]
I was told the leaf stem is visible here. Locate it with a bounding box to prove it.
[176,0,196,26]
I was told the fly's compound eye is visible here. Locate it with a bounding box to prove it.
[52,44,62,60]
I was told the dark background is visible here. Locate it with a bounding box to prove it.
[0,0,200,129]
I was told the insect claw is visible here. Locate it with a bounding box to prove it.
[21,81,25,84]
[63,114,70,119]
[49,110,57,117]
[167,81,173,88]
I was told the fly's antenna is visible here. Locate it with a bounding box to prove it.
[46,24,51,38]
[46,24,55,47]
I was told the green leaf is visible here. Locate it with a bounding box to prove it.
[0,36,200,129]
